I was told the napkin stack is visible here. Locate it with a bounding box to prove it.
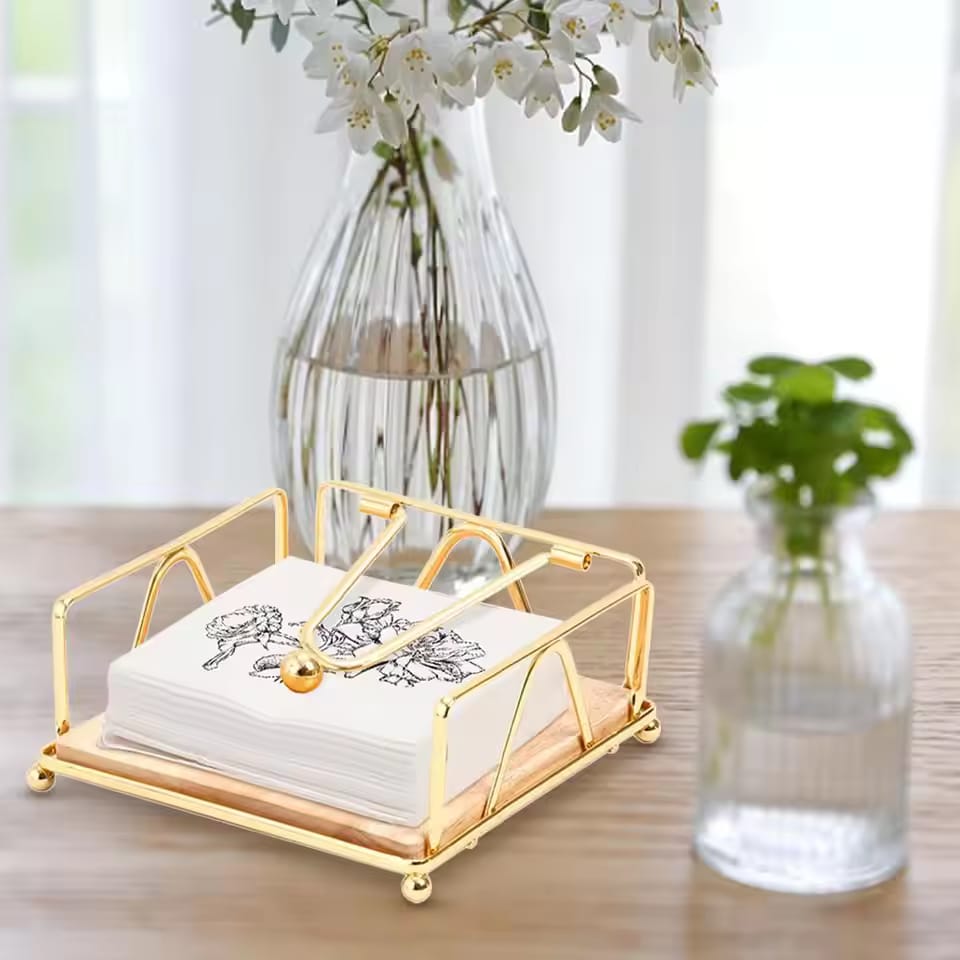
[102,556,569,826]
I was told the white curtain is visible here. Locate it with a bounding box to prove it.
[1,0,956,508]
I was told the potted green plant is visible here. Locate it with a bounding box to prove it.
[681,355,914,894]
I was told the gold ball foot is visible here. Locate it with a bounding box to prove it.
[634,717,661,745]
[608,744,620,755]
[400,873,432,905]
[465,837,478,850]
[26,763,55,793]
[280,650,324,694]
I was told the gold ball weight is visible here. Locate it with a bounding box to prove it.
[26,763,56,793]
[400,873,432,904]
[280,650,324,694]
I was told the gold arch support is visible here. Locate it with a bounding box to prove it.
[415,523,531,613]
[483,639,593,818]
[132,546,215,649]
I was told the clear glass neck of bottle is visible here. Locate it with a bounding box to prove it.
[746,482,874,583]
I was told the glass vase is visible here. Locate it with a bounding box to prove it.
[271,103,555,588]
[693,486,911,893]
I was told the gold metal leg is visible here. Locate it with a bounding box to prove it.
[633,703,661,744]
[400,873,432,904]
[26,762,56,793]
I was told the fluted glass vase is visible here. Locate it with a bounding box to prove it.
[694,487,911,893]
[272,104,555,588]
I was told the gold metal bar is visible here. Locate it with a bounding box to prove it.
[302,551,552,674]
[416,701,658,872]
[297,506,408,661]
[40,750,419,875]
[548,545,593,572]
[318,480,645,578]
[358,494,401,519]
[51,487,288,736]
[425,578,644,853]
[314,481,330,564]
[132,546,215,649]
[450,579,645,704]
[624,582,655,709]
[415,523,531,613]
[482,639,593,819]
[426,697,453,855]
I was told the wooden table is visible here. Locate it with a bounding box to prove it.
[3,507,958,959]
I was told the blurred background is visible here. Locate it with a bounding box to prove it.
[0,0,957,509]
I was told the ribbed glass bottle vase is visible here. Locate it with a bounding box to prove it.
[271,104,555,589]
[694,488,911,893]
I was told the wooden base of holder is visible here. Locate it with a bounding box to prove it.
[55,676,630,860]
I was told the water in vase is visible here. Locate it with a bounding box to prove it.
[274,342,554,587]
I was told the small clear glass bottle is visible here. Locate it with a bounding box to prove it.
[693,486,911,893]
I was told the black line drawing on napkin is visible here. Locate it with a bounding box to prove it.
[201,604,300,671]
[202,595,487,687]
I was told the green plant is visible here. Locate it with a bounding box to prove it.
[680,354,914,644]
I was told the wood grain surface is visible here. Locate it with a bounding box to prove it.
[3,506,958,960]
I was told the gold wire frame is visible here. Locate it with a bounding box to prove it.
[26,481,660,904]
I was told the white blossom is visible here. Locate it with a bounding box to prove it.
[241,0,295,25]
[682,0,722,28]
[436,36,478,107]
[673,36,716,101]
[297,10,367,84]
[522,61,566,118]
[604,0,639,46]
[316,56,407,152]
[647,13,678,63]
[383,29,457,118]
[476,41,541,102]
[578,88,640,144]
[547,0,608,62]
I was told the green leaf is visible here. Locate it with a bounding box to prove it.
[850,444,904,478]
[747,355,801,376]
[823,356,873,381]
[680,420,722,460]
[372,141,396,161]
[270,14,290,52]
[527,2,549,37]
[447,0,465,22]
[861,405,915,453]
[724,382,773,404]
[772,364,836,404]
[229,0,255,42]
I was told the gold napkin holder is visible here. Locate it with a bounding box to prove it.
[26,482,660,904]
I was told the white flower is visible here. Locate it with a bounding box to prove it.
[522,61,566,118]
[383,29,454,117]
[578,89,640,144]
[436,36,478,107]
[316,56,407,152]
[673,36,716,101]
[647,13,678,62]
[476,41,540,102]
[604,0,638,46]
[297,6,367,83]
[548,0,608,62]
[682,0,722,28]
[241,0,295,25]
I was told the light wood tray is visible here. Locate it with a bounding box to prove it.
[56,676,629,860]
